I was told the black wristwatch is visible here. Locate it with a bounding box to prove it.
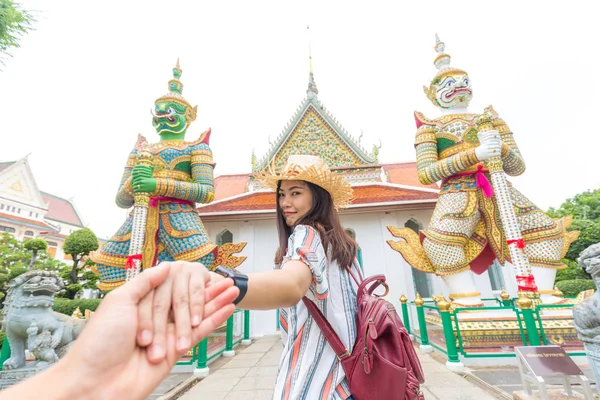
[215,266,248,305]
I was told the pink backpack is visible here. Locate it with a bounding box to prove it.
[303,273,425,400]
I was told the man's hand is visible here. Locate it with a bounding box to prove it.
[136,262,219,362]
[59,263,237,400]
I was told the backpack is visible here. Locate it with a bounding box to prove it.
[303,272,425,400]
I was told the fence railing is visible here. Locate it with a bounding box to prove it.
[177,309,251,369]
[399,293,585,366]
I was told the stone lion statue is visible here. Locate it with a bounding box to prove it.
[1,271,86,370]
[573,242,600,384]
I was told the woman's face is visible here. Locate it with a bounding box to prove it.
[278,180,313,228]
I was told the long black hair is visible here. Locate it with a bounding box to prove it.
[274,180,357,268]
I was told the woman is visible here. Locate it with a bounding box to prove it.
[142,154,360,399]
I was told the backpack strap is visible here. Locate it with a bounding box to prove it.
[302,297,351,362]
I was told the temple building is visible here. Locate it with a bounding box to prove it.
[196,69,458,337]
[0,156,88,262]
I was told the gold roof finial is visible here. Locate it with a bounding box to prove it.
[306,25,318,97]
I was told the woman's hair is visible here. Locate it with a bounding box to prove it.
[274,180,357,268]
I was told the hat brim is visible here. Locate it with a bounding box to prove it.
[254,163,353,210]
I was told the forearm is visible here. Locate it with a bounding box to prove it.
[499,131,526,176]
[417,145,480,185]
[154,178,214,203]
[211,270,306,310]
[0,360,92,400]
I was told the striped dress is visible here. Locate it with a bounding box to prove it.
[273,224,359,400]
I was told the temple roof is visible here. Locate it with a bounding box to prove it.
[41,192,84,227]
[254,72,378,172]
[199,183,438,215]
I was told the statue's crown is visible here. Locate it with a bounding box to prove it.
[429,34,468,85]
[155,59,197,121]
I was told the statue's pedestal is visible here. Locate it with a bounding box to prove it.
[0,364,49,389]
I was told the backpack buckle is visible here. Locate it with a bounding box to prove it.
[337,350,350,360]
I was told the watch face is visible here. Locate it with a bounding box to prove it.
[215,266,236,277]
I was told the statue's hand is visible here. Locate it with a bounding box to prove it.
[475,130,501,161]
[132,165,154,182]
[133,178,157,193]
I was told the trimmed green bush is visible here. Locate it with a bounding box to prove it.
[52,298,101,317]
[555,279,596,297]
[556,259,591,282]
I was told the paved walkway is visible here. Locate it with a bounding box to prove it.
[178,335,503,400]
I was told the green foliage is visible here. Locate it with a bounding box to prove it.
[0,0,34,52]
[548,189,600,221]
[0,233,68,306]
[59,283,83,300]
[0,331,5,349]
[63,228,99,284]
[52,298,101,317]
[564,219,600,262]
[63,228,98,259]
[556,259,591,282]
[23,238,47,252]
[555,279,596,297]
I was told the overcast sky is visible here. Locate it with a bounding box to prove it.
[1,1,598,239]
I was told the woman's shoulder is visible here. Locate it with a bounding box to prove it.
[290,225,323,248]
[291,224,320,238]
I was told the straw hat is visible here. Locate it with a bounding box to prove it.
[254,155,353,209]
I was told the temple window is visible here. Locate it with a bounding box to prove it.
[217,229,233,246]
[0,226,16,233]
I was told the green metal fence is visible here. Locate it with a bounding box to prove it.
[177,309,251,368]
[399,293,586,365]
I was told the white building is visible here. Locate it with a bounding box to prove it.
[0,156,88,262]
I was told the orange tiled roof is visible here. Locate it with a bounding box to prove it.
[41,192,84,226]
[198,184,437,214]
[214,174,250,201]
[382,162,438,189]
[0,212,54,229]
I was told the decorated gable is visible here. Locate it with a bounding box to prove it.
[273,106,367,169]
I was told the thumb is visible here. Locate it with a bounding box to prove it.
[118,264,171,304]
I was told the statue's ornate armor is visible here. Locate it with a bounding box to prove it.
[410,106,575,275]
[91,131,217,290]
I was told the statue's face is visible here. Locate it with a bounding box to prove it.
[152,100,188,137]
[432,73,473,109]
[22,275,61,308]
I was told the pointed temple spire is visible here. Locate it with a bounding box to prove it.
[306,25,318,99]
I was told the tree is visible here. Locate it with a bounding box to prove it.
[24,238,47,270]
[0,0,35,66]
[548,189,600,221]
[0,233,67,306]
[62,228,99,284]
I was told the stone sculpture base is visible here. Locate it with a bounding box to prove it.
[0,363,50,389]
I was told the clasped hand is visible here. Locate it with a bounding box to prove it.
[475,129,502,161]
[132,164,157,193]
[58,262,238,400]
